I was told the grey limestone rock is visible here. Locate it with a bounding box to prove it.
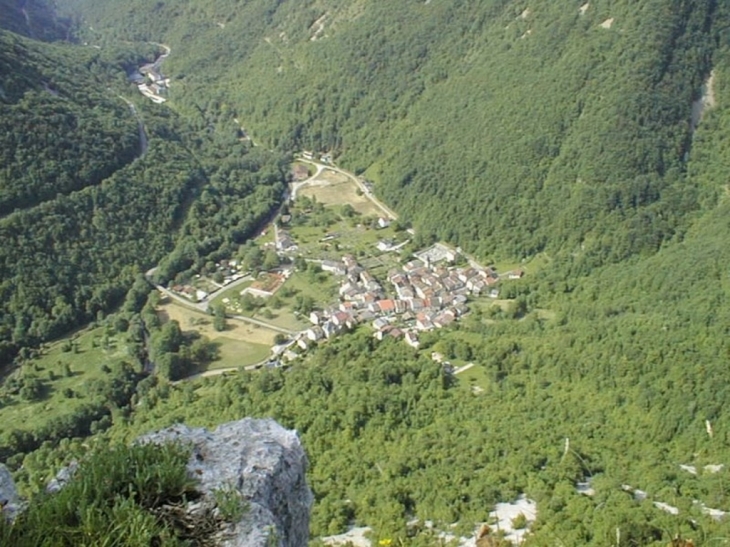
[139,417,313,547]
[0,463,21,520]
[46,459,79,493]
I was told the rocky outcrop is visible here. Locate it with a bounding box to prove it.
[0,463,21,520]
[46,460,79,494]
[1,418,310,545]
[139,418,313,547]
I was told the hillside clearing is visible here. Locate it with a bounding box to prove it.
[299,171,383,216]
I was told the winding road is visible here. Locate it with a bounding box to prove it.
[290,163,326,200]
[149,43,171,72]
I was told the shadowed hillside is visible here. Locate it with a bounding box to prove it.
[0,0,70,41]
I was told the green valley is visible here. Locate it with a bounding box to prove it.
[3,0,730,545]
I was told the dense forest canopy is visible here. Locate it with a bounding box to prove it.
[0,30,141,214]
[3,0,730,545]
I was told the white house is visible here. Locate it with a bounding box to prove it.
[306,326,324,341]
[405,331,420,349]
[377,240,394,252]
[322,260,347,275]
[195,290,208,302]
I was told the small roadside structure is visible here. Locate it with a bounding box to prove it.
[405,331,420,348]
[377,239,397,252]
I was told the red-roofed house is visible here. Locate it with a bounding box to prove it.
[378,299,396,314]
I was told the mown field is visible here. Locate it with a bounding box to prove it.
[299,169,383,216]
[158,302,275,369]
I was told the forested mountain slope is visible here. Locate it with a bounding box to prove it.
[59,0,729,262]
[0,30,140,214]
[0,28,288,363]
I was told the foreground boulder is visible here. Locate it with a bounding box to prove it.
[0,464,21,520]
[139,418,313,547]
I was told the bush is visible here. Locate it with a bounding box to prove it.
[512,513,528,530]
[212,486,248,522]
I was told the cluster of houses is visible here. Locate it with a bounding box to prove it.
[170,260,247,303]
[301,151,333,164]
[284,249,508,355]
[129,61,169,104]
[170,284,209,303]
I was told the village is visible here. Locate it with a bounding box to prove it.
[168,242,518,366]
[128,46,171,104]
[121,47,531,373]
[164,170,525,368]
[290,244,516,357]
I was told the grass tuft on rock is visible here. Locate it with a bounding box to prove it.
[0,442,207,546]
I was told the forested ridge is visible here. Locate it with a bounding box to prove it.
[0,30,141,215]
[3,0,730,545]
[0,27,289,363]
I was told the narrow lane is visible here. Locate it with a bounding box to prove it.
[118,96,148,158]
[145,268,298,336]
